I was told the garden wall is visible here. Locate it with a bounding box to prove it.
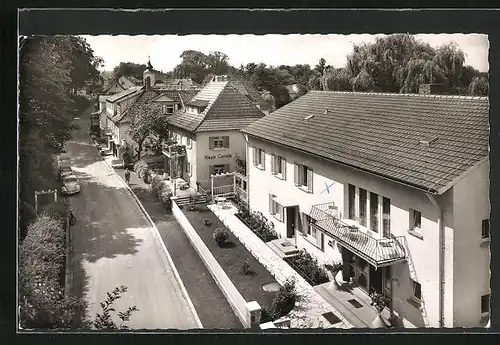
[171,199,261,328]
[209,205,353,329]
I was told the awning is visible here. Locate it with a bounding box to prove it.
[313,216,407,268]
[309,202,339,221]
[272,195,298,208]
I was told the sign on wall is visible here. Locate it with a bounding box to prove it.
[204,153,233,160]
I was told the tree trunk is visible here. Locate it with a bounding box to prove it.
[136,139,144,161]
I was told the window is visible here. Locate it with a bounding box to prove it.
[482,219,490,239]
[253,147,265,169]
[410,279,422,307]
[359,188,367,226]
[370,192,379,233]
[213,164,225,175]
[209,136,229,150]
[348,184,356,219]
[481,294,490,314]
[269,194,284,222]
[271,155,286,179]
[382,197,391,238]
[294,163,313,193]
[409,209,423,239]
[166,104,174,115]
[302,213,317,238]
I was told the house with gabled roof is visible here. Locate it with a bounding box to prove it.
[165,75,266,190]
[241,90,490,328]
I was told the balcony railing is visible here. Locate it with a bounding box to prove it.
[235,185,247,201]
[311,203,407,268]
[212,184,234,197]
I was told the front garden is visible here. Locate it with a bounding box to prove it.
[233,198,278,242]
[182,203,298,323]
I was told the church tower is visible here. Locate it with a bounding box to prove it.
[143,55,155,89]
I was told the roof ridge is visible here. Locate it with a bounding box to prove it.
[308,90,488,100]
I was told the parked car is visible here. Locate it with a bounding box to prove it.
[111,159,125,169]
[61,175,80,195]
[59,165,73,180]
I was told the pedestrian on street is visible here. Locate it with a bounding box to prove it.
[125,168,131,185]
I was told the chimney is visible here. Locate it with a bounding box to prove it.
[419,83,447,95]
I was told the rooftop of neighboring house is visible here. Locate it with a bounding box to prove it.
[111,89,198,124]
[167,77,267,133]
[241,91,489,195]
[163,78,201,90]
[106,86,143,103]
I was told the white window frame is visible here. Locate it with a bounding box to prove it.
[409,209,423,240]
[254,148,265,170]
[166,104,175,115]
[186,137,192,149]
[271,154,286,180]
[269,196,284,222]
[213,137,225,149]
[214,164,225,175]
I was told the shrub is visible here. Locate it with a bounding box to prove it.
[151,175,172,209]
[260,306,273,323]
[143,169,151,184]
[370,292,391,313]
[241,260,252,275]
[271,278,298,319]
[235,207,278,242]
[19,214,85,329]
[93,285,138,330]
[285,249,329,285]
[213,227,230,247]
[39,202,68,228]
[134,160,148,178]
[203,219,212,227]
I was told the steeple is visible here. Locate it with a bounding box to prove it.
[146,54,154,71]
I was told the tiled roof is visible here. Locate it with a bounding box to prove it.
[167,81,266,133]
[117,89,163,123]
[187,99,210,107]
[106,86,143,103]
[241,91,489,194]
[229,78,269,109]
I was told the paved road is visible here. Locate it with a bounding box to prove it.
[60,106,200,329]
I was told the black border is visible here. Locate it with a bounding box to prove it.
[3,6,499,345]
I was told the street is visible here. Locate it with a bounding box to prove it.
[60,106,200,329]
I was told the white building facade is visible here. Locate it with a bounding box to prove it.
[241,91,490,328]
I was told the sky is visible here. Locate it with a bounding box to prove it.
[83,34,489,73]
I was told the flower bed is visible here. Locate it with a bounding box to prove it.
[283,249,330,286]
[233,200,278,242]
[182,204,280,319]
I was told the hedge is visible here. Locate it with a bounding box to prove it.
[19,214,84,329]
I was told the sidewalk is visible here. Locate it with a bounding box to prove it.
[110,164,242,329]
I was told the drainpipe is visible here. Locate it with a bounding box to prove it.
[426,193,445,328]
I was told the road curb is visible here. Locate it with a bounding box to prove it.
[101,155,203,329]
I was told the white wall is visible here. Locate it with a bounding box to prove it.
[247,137,448,327]
[194,130,247,189]
[451,159,490,327]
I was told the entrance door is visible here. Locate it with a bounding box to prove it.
[286,206,296,238]
[355,257,370,293]
[369,265,383,295]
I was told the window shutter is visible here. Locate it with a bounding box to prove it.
[224,136,230,148]
[279,205,284,221]
[271,154,276,174]
[282,158,287,180]
[252,147,258,166]
[209,137,215,149]
[307,167,314,192]
[301,213,309,235]
[269,194,273,214]
[261,150,266,170]
[209,165,214,176]
[294,163,299,186]
[224,164,230,173]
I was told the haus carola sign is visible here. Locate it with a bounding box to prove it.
[204,153,232,160]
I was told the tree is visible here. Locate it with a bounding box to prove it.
[322,67,353,91]
[173,50,210,84]
[19,36,102,238]
[207,51,230,75]
[127,102,167,160]
[469,76,489,96]
[112,62,148,81]
[314,58,327,76]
